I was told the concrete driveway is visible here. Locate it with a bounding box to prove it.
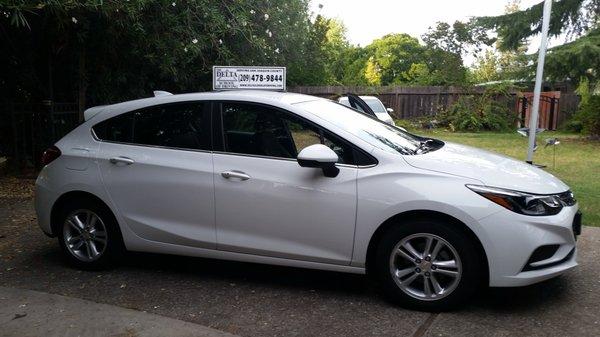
[1,178,599,337]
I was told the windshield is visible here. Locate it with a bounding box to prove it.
[363,99,387,113]
[297,100,422,155]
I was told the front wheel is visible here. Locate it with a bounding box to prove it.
[373,219,484,311]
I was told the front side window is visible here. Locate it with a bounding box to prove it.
[297,100,422,155]
[92,102,210,151]
[220,102,366,164]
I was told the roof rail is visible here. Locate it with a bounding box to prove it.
[153,90,173,97]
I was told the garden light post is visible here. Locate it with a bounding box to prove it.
[527,0,553,164]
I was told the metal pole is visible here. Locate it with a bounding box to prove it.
[526,0,553,164]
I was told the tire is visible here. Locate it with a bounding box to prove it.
[56,198,124,270]
[373,218,485,311]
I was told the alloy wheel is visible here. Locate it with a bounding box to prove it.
[389,233,462,301]
[63,209,108,262]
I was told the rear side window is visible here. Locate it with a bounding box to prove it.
[92,102,210,151]
[92,113,133,143]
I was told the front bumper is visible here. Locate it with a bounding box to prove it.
[478,204,579,287]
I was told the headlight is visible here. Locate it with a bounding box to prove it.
[466,185,572,216]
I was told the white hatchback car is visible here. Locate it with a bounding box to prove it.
[35,90,580,311]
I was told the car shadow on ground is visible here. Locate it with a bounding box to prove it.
[120,251,571,311]
[19,244,570,313]
[121,251,372,295]
[469,276,570,313]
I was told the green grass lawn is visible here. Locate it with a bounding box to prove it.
[406,128,600,227]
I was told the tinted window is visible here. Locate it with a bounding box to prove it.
[93,102,210,151]
[93,113,133,143]
[133,103,210,150]
[220,102,364,164]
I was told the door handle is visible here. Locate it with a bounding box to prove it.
[221,170,250,181]
[109,156,135,165]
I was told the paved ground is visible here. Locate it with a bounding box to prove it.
[1,177,599,337]
[0,286,237,337]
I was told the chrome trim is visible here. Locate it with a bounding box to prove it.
[212,150,371,168]
[90,129,213,155]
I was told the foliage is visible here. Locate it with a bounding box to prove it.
[474,0,596,51]
[362,34,425,85]
[576,76,593,107]
[574,95,600,136]
[359,33,468,86]
[0,0,324,105]
[563,119,584,132]
[439,85,518,131]
[422,20,492,56]
[467,1,530,84]
[545,28,600,83]
[422,48,468,85]
[471,50,503,83]
[571,77,600,136]
[472,0,599,84]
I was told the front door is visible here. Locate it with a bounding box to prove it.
[95,101,216,249]
[213,102,359,265]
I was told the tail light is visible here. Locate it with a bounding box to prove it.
[41,146,61,166]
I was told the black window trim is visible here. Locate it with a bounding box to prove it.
[90,101,213,154]
[211,100,378,168]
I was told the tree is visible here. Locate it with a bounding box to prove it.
[470,1,529,83]
[471,50,502,83]
[422,48,468,85]
[473,0,599,83]
[361,33,427,85]
[0,0,321,109]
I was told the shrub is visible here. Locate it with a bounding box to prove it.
[575,95,600,137]
[563,120,584,133]
[441,86,517,132]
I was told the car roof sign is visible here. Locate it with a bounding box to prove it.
[213,66,286,91]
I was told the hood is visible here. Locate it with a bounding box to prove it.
[403,142,569,194]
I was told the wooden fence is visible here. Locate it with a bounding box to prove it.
[288,86,580,125]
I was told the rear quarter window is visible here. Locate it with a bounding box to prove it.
[92,113,133,143]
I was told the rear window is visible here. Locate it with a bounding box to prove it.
[92,102,210,151]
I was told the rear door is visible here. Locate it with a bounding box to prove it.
[94,102,216,249]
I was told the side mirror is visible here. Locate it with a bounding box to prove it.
[297,144,339,178]
[386,107,394,113]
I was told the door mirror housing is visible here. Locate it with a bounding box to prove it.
[386,107,394,113]
[297,144,340,178]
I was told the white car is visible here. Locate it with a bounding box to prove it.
[338,95,396,126]
[35,90,580,311]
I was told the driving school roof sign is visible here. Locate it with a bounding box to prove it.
[213,66,286,91]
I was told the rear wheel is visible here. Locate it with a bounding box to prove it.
[57,199,124,269]
[373,219,484,311]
